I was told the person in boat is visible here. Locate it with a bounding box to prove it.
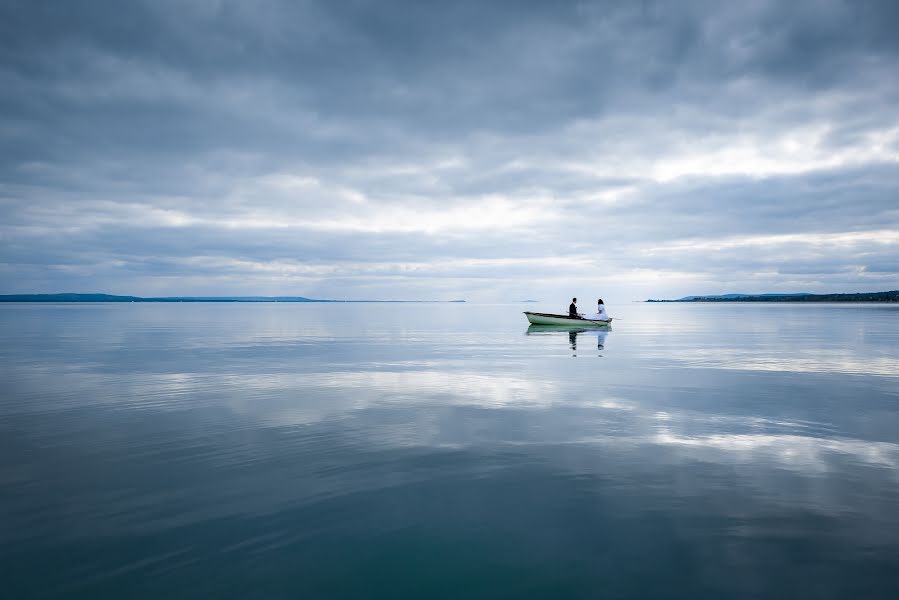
[569,297,580,318]
[589,298,609,320]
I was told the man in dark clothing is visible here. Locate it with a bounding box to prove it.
[569,297,579,318]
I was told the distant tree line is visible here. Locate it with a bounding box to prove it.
[647,290,899,303]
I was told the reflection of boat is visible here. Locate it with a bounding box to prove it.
[526,324,610,351]
[524,311,612,326]
[525,324,589,334]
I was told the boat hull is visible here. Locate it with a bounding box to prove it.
[524,311,611,326]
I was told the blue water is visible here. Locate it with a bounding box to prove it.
[2,302,898,599]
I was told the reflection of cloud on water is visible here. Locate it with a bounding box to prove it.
[306,371,550,404]
[45,367,896,476]
[215,370,899,476]
[218,371,639,427]
[12,361,898,481]
[647,431,899,473]
[7,372,899,553]
[651,347,899,377]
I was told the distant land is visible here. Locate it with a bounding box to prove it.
[646,290,899,303]
[0,293,466,303]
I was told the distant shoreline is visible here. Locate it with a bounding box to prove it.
[646,290,899,303]
[0,293,466,303]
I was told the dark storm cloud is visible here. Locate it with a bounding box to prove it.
[4,0,898,165]
[1,0,898,298]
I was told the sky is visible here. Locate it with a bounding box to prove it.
[1,0,898,302]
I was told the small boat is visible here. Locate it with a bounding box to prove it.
[524,311,612,326]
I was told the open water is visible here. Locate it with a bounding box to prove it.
[2,302,898,599]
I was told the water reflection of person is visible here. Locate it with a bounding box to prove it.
[597,330,608,351]
[568,329,609,352]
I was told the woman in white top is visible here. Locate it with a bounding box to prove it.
[589,298,609,320]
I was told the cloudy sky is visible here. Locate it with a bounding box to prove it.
[1,0,898,301]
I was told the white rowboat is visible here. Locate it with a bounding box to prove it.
[524,311,612,326]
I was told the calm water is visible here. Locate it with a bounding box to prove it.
[2,302,898,599]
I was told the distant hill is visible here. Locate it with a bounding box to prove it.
[646,290,899,303]
[676,293,815,301]
[0,293,463,303]
[0,293,324,303]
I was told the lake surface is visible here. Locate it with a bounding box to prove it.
[2,302,898,599]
